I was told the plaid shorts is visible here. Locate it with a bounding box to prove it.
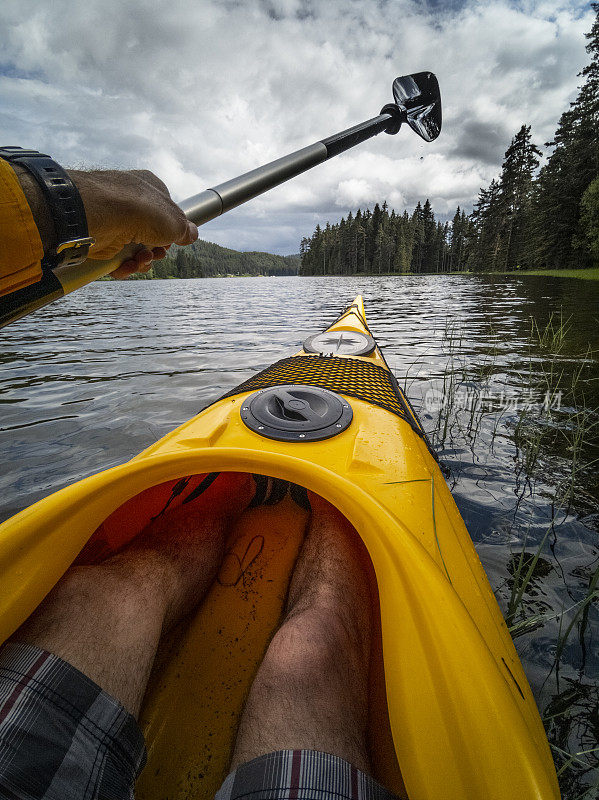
[215,750,398,800]
[0,643,397,800]
[0,642,146,799]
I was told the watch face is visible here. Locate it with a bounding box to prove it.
[303,330,376,356]
[53,238,95,268]
[56,237,96,255]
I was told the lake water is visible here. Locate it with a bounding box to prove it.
[1,275,598,797]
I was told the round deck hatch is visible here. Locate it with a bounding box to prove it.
[240,385,353,442]
[303,330,375,356]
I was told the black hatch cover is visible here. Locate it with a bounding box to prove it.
[240,385,353,442]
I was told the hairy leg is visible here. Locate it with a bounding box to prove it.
[231,493,373,773]
[12,472,254,717]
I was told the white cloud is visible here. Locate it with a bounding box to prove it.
[0,0,593,253]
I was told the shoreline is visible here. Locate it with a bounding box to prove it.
[101,266,599,281]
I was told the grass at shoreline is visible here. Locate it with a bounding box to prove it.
[417,267,599,280]
[501,267,599,280]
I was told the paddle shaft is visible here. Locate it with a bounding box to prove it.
[0,108,400,328]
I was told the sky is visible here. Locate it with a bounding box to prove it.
[0,0,594,255]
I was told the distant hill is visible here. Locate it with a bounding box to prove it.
[145,238,300,279]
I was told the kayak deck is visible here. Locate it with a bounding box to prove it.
[0,296,560,799]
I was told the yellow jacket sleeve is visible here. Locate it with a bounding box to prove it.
[0,159,44,297]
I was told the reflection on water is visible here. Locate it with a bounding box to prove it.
[1,275,598,796]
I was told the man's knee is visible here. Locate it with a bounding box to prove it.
[264,607,361,688]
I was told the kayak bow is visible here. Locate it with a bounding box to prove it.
[0,297,560,799]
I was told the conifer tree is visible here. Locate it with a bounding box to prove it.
[577,175,599,262]
[367,203,383,266]
[533,2,599,268]
[449,207,465,271]
[420,199,438,272]
[469,180,503,270]
[354,210,366,273]
[410,202,424,272]
[497,125,541,269]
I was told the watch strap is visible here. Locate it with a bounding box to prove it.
[0,146,94,268]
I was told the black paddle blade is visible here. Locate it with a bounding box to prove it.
[392,72,442,142]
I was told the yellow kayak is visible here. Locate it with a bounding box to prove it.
[0,296,559,799]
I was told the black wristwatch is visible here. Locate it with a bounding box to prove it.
[0,146,95,269]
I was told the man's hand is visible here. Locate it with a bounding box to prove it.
[68,170,198,279]
[13,165,198,280]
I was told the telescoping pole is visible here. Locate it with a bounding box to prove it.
[0,107,402,329]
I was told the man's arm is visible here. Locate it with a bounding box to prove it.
[4,161,199,286]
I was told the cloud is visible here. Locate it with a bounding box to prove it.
[452,120,514,165]
[0,0,593,253]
